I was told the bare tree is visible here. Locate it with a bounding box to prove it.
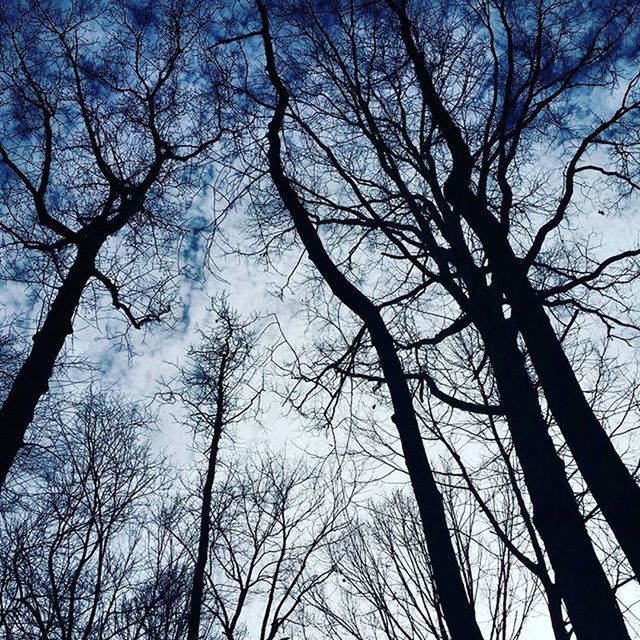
[0,389,166,640]
[253,3,490,638]
[0,0,236,486]
[190,452,353,640]
[385,0,640,579]
[308,486,539,640]
[118,499,193,640]
[162,298,265,640]
[246,0,633,637]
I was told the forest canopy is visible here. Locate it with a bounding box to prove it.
[1,1,640,638]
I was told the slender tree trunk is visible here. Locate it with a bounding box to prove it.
[366,318,484,640]
[186,354,227,640]
[0,239,102,488]
[547,585,570,640]
[271,159,486,640]
[258,10,484,635]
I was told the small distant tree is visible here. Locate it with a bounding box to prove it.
[118,499,193,640]
[0,389,166,639]
[308,488,537,640]
[162,299,265,640]
[197,452,353,640]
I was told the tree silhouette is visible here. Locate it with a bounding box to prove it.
[0,0,234,486]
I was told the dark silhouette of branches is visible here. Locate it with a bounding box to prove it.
[0,389,168,639]
[243,0,637,636]
[0,0,236,487]
[161,298,265,640]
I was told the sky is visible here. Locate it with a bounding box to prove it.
[23,184,634,638]
[2,2,640,635]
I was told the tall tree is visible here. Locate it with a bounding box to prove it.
[0,0,234,487]
[386,0,640,577]
[247,0,632,637]
[162,299,264,640]
[256,3,485,638]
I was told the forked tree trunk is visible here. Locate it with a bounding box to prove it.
[392,0,640,584]
[488,241,640,580]
[473,297,630,639]
[423,207,629,636]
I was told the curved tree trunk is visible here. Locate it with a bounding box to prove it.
[257,6,484,637]
[270,165,485,640]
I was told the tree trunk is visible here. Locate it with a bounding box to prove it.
[0,239,102,488]
[498,246,640,580]
[390,0,640,583]
[367,317,485,640]
[423,200,629,637]
[258,15,484,631]
[270,162,485,640]
[472,296,630,639]
[186,354,227,640]
[457,201,640,580]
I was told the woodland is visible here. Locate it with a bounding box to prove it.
[1,1,640,638]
